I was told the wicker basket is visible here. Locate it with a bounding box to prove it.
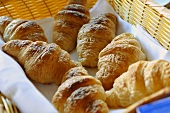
[0,0,97,19]
[0,0,170,112]
[108,0,170,50]
[0,92,19,113]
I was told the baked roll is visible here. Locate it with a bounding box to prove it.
[53,0,90,52]
[0,16,47,42]
[52,67,109,113]
[96,33,146,90]
[2,40,78,85]
[0,16,12,35]
[106,60,170,108]
[77,13,117,68]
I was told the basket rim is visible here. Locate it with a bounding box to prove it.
[141,0,170,19]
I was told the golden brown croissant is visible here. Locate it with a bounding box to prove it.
[0,16,47,42]
[95,33,146,90]
[77,13,117,68]
[52,67,109,113]
[2,40,78,84]
[53,0,90,52]
[106,60,170,108]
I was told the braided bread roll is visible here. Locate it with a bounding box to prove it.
[52,67,109,113]
[0,16,47,42]
[53,0,90,52]
[2,40,78,84]
[106,60,170,108]
[77,13,117,68]
[96,33,146,90]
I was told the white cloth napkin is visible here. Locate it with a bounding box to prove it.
[0,0,170,113]
[132,24,170,61]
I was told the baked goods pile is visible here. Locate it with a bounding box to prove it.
[1,0,170,113]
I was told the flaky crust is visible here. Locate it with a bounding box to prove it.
[52,67,109,113]
[95,33,146,90]
[2,40,77,84]
[0,16,12,35]
[77,13,117,68]
[61,66,89,83]
[106,60,170,108]
[0,16,47,42]
[53,0,90,52]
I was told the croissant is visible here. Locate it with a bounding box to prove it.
[0,16,12,35]
[53,0,90,52]
[106,60,170,108]
[0,16,47,42]
[52,67,109,113]
[77,13,117,68]
[95,33,146,90]
[2,40,78,85]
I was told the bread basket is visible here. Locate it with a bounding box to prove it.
[0,0,170,112]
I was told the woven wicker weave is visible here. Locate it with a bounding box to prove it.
[108,0,170,50]
[0,92,19,113]
[0,0,97,20]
